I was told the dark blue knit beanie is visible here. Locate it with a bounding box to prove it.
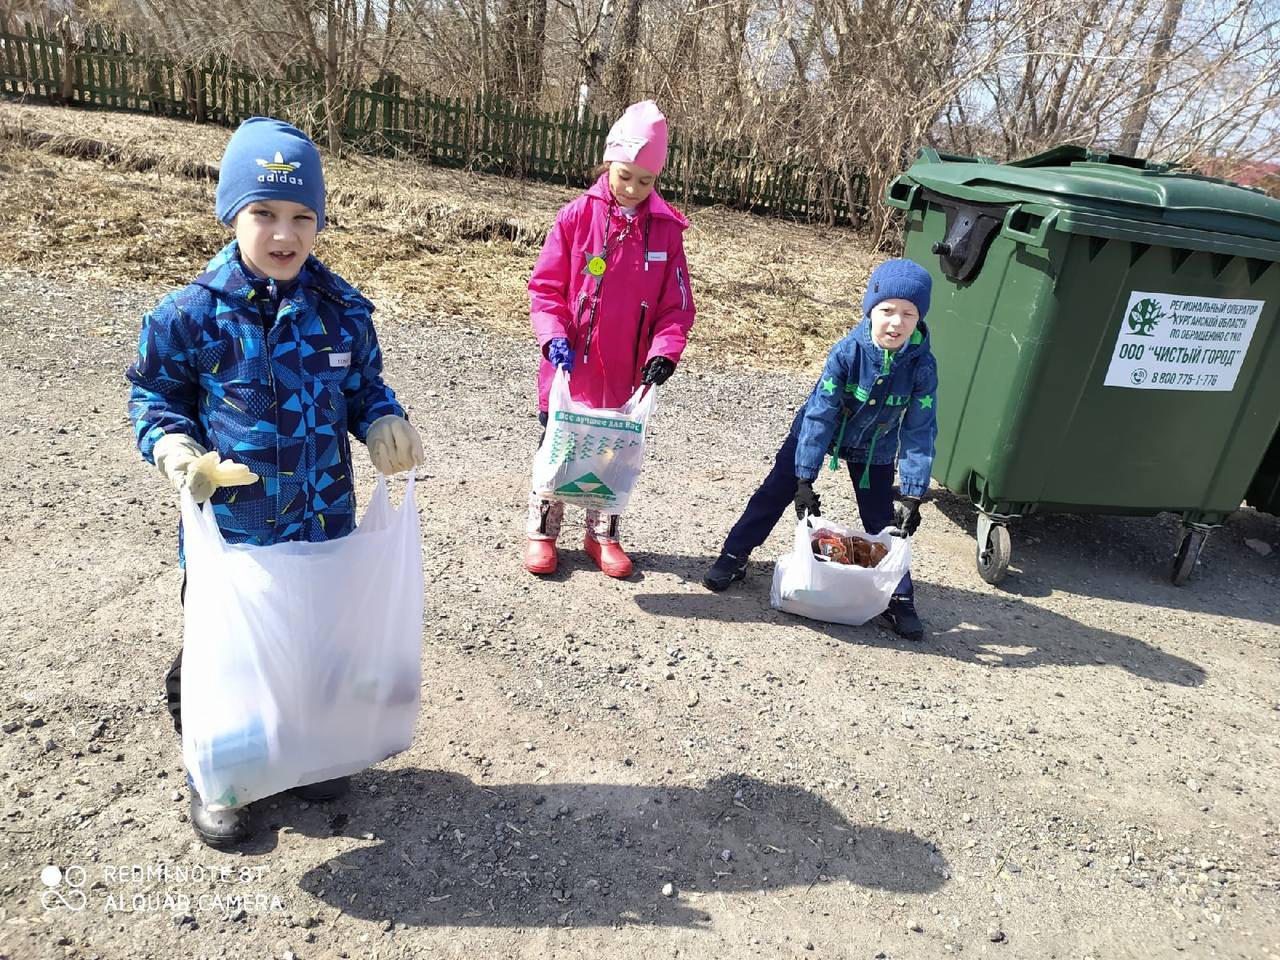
[215,118,326,229]
[862,259,932,319]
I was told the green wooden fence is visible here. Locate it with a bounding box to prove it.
[0,24,867,224]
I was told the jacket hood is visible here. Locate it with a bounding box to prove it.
[854,315,931,362]
[586,172,688,229]
[194,241,373,312]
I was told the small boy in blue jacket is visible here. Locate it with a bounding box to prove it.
[703,259,938,640]
[127,118,423,847]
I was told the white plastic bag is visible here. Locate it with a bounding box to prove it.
[770,514,911,627]
[531,368,657,514]
[179,473,424,811]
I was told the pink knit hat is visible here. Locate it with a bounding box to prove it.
[602,100,669,176]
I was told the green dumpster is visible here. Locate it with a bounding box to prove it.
[1246,425,1280,517]
[885,145,1280,585]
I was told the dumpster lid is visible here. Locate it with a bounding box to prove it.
[901,145,1280,242]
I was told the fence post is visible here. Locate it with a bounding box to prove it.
[21,22,36,97]
[32,25,46,98]
[46,24,63,104]
[188,66,204,123]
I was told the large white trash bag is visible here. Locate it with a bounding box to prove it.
[180,473,424,811]
[531,368,658,514]
[770,514,911,627]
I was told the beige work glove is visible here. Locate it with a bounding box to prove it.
[366,415,424,475]
[153,434,259,504]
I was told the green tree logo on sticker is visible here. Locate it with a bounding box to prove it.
[1127,298,1163,336]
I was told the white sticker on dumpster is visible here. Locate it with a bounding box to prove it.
[1104,291,1264,391]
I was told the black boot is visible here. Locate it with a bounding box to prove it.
[164,651,183,735]
[703,552,749,592]
[289,777,351,802]
[190,786,253,849]
[880,595,925,642]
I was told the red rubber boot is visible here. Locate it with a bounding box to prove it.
[524,493,564,575]
[523,537,559,575]
[584,533,633,578]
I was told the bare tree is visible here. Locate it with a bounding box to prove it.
[605,0,641,113]
[574,0,615,119]
[1116,0,1185,154]
[495,0,548,102]
[40,0,1280,224]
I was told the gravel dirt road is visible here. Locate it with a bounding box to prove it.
[1,261,1278,960]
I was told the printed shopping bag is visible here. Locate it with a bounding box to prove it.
[531,368,658,514]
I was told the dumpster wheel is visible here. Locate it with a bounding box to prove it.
[976,514,1012,584]
[1171,526,1210,586]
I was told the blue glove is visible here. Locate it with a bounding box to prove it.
[546,337,573,372]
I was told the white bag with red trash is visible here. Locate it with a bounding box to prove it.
[770,513,911,627]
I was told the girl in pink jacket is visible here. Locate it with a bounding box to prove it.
[524,100,697,578]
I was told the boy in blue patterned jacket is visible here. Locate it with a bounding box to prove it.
[703,259,937,641]
[127,118,424,847]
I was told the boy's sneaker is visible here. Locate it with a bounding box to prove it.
[880,595,925,642]
[702,552,748,592]
[289,776,351,802]
[190,790,252,849]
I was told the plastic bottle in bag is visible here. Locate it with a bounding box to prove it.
[201,715,271,808]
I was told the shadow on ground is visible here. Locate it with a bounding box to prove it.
[257,770,948,928]
[630,560,1207,687]
[925,488,1280,627]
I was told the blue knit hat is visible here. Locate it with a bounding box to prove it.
[215,118,326,229]
[862,259,931,319]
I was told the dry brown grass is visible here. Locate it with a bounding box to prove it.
[0,101,880,372]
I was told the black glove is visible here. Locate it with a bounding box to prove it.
[892,496,922,537]
[793,479,822,519]
[641,356,676,386]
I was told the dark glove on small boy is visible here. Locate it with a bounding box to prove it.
[892,496,923,537]
[793,479,822,519]
[641,356,676,386]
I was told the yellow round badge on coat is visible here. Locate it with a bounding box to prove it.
[587,256,606,277]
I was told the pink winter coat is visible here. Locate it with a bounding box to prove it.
[530,173,696,411]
